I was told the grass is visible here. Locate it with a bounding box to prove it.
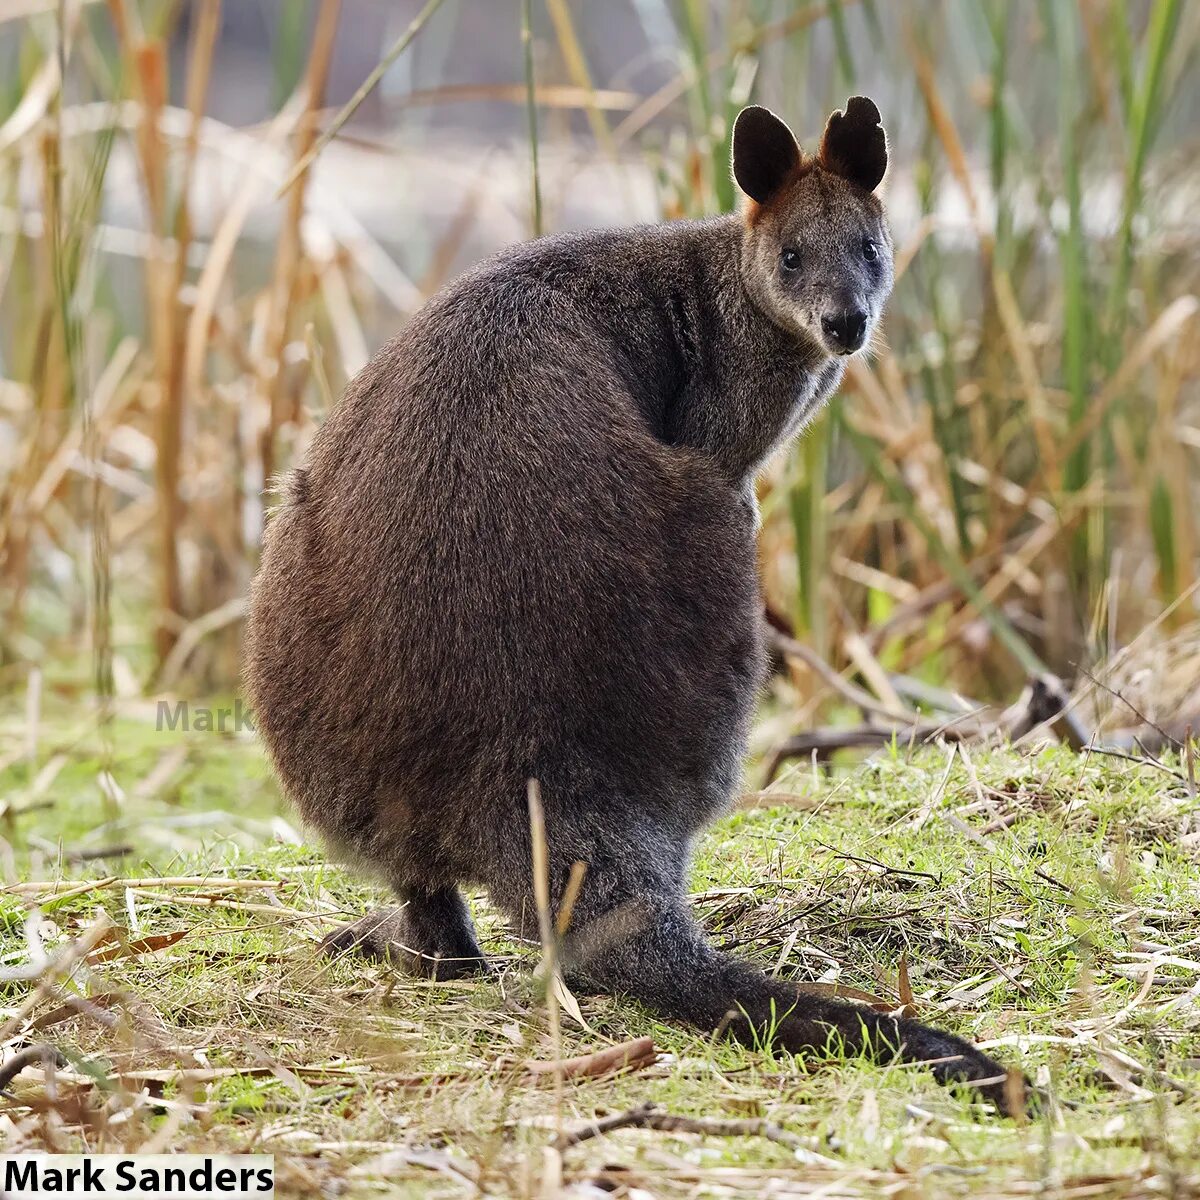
[3,704,1200,1196]
[1,3,1198,1193]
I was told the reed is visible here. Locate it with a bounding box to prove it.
[0,0,1195,714]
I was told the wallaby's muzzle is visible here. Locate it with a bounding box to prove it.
[821,307,868,353]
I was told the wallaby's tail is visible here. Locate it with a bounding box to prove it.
[563,896,1019,1114]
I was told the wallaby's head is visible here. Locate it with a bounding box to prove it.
[732,98,892,357]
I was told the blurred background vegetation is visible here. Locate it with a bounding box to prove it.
[0,0,1197,740]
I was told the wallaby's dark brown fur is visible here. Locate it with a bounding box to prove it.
[246,100,1019,1112]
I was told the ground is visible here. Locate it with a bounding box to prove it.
[2,700,1199,1198]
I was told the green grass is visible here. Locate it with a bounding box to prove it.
[3,706,1199,1197]
[2,5,1197,1193]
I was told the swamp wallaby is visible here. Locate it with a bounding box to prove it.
[247,99,1019,1112]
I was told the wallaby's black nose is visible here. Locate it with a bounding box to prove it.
[821,309,867,352]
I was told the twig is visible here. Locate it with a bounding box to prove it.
[1082,744,1188,784]
[156,596,248,688]
[0,1044,68,1094]
[940,811,1076,897]
[802,905,937,937]
[556,860,587,938]
[5,875,295,896]
[762,669,1096,783]
[762,723,967,783]
[526,1037,655,1081]
[770,629,923,724]
[64,844,133,863]
[1074,665,1182,750]
[133,891,336,920]
[717,895,838,952]
[260,0,341,484]
[554,1101,813,1153]
[820,846,941,884]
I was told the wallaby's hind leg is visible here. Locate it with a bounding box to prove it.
[561,890,1018,1114]
[321,886,488,980]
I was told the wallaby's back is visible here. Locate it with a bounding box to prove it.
[246,100,1024,1115]
[247,223,763,892]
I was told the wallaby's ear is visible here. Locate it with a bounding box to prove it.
[819,96,887,192]
[732,106,802,204]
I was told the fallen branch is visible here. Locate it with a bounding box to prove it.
[770,628,922,724]
[525,1036,655,1081]
[4,875,292,898]
[554,1100,819,1154]
[763,723,959,782]
[0,1044,68,1094]
[761,671,1094,783]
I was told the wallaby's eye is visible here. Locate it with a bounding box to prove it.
[780,248,801,272]
[862,239,879,262]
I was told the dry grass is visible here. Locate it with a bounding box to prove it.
[0,2,1196,708]
[1,3,1199,1194]
[2,706,1200,1196]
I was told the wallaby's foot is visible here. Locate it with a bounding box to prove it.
[321,888,488,980]
[557,890,1026,1117]
[320,908,410,963]
[855,1010,1022,1115]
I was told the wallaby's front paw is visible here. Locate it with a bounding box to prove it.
[319,913,398,962]
[320,910,490,981]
